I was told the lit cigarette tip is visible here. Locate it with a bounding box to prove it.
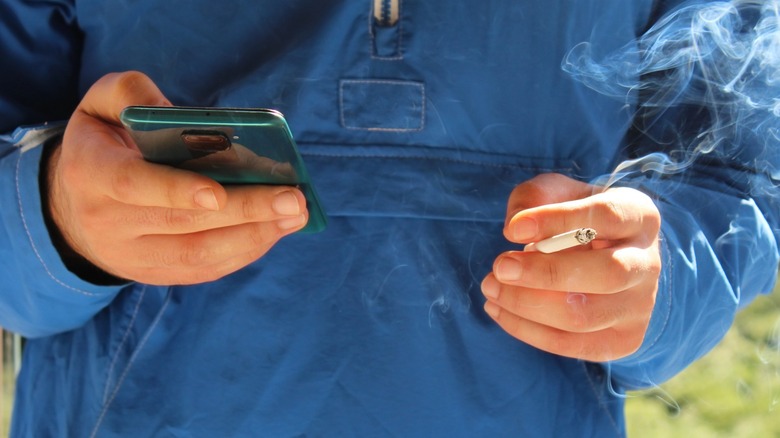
[525,228,597,254]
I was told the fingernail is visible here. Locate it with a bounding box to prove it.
[484,301,501,319]
[194,188,219,211]
[481,275,501,299]
[277,214,307,230]
[272,190,302,216]
[495,257,522,281]
[511,217,537,241]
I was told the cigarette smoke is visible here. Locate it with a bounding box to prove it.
[563,0,780,190]
[561,0,780,404]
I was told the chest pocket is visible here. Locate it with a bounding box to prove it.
[340,0,423,133]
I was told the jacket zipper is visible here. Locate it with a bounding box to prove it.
[371,0,401,58]
[373,0,399,27]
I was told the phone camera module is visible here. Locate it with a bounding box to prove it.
[181,129,232,158]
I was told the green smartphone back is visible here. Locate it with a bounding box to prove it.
[120,106,327,233]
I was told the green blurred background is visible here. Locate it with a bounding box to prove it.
[626,283,780,437]
[1,282,778,436]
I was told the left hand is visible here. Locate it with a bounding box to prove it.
[481,173,662,362]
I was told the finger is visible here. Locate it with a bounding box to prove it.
[483,301,646,361]
[101,186,307,235]
[67,71,170,147]
[59,72,224,211]
[140,249,272,285]
[99,219,304,283]
[132,217,303,268]
[57,137,228,211]
[78,71,171,125]
[102,153,228,210]
[504,174,595,238]
[505,173,595,216]
[481,275,652,333]
[506,187,660,243]
[490,245,660,294]
[120,244,275,286]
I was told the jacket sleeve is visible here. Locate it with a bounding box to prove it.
[0,127,126,338]
[602,0,780,389]
[0,1,126,338]
[607,160,779,390]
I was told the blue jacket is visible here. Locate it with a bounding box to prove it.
[1,1,778,436]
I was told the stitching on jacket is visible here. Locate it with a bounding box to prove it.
[90,287,173,438]
[15,151,97,296]
[339,79,425,132]
[296,140,580,169]
[301,150,572,173]
[101,286,148,404]
[581,361,622,435]
[369,0,403,60]
[638,230,673,351]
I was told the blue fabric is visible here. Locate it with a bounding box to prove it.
[0,1,777,437]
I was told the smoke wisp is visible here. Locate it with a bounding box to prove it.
[563,0,780,188]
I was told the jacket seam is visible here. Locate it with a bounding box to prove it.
[90,287,172,438]
[296,141,581,165]
[581,362,622,435]
[101,285,148,404]
[301,150,574,173]
[637,229,673,352]
[15,149,97,297]
[338,79,425,132]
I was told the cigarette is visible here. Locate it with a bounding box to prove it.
[524,228,597,254]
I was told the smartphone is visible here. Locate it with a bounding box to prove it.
[120,106,327,233]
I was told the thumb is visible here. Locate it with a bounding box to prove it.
[62,71,226,211]
[78,71,172,125]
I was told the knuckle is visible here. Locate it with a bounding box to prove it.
[609,255,637,290]
[239,195,263,220]
[648,256,662,279]
[565,300,627,333]
[76,202,102,227]
[246,223,278,248]
[178,243,211,267]
[644,208,662,234]
[113,70,152,98]
[544,262,561,289]
[605,248,657,292]
[597,305,628,329]
[600,199,629,228]
[639,252,663,286]
[148,241,209,269]
[161,209,197,229]
[58,155,89,190]
[109,170,136,201]
[149,248,178,268]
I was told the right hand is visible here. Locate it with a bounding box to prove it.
[48,71,309,285]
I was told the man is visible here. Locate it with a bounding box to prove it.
[0,1,777,436]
